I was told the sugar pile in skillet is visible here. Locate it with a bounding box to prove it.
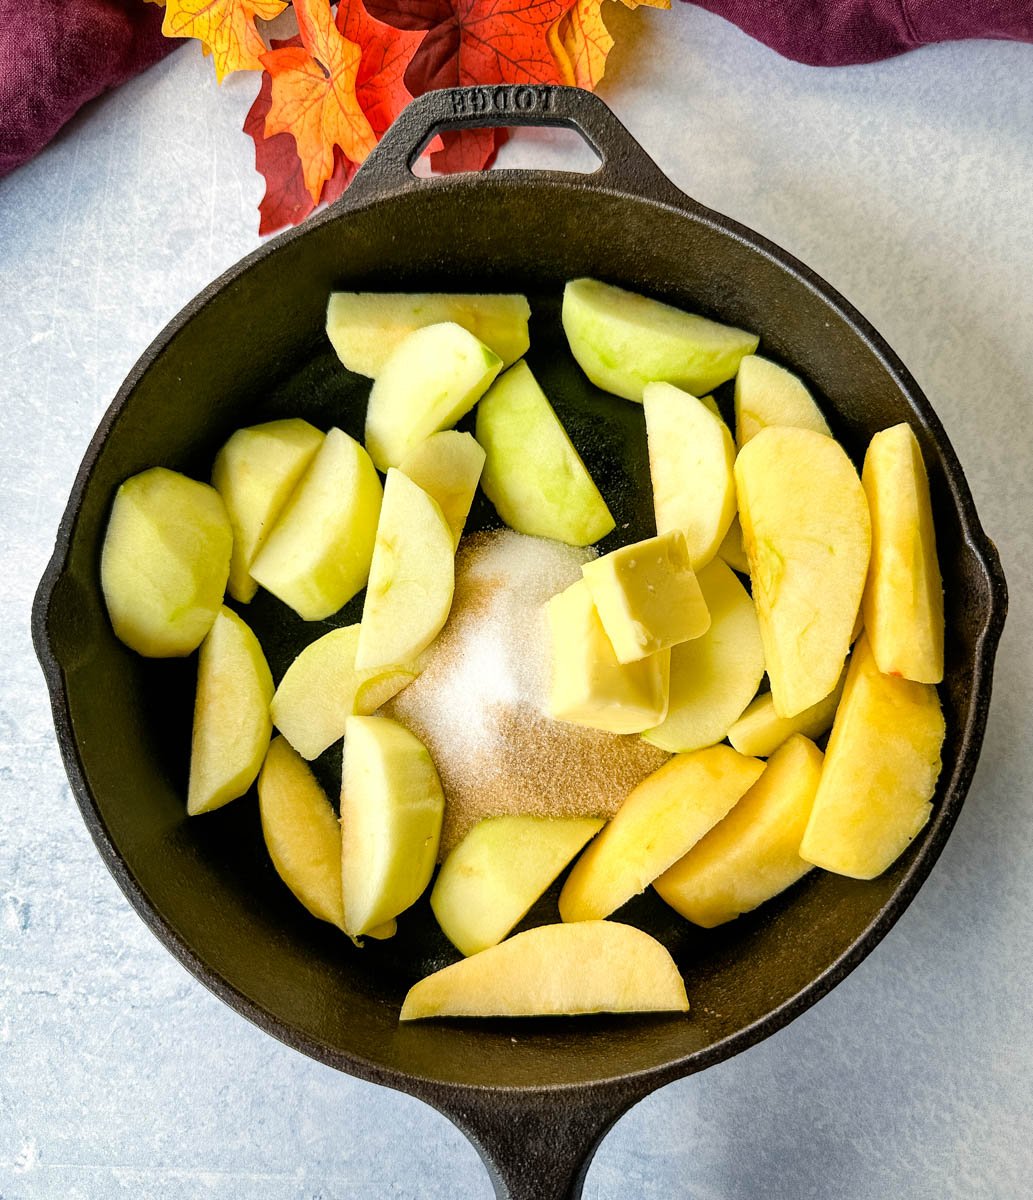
[382,528,669,856]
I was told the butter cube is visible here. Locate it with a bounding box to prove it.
[581,530,710,664]
[546,580,669,734]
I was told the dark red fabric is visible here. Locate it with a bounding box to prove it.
[0,1,175,179]
[685,0,1033,67]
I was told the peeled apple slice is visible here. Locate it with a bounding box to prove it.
[734,354,831,448]
[398,430,485,549]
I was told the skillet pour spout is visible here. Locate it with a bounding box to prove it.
[33,85,1007,1200]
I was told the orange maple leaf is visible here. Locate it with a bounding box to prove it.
[262,0,377,204]
[618,0,670,9]
[162,0,288,82]
[549,0,613,89]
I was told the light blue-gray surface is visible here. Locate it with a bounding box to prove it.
[2,7,1032,1198]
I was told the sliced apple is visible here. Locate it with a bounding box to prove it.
[249,428,382,621]
[355,469,456,671]
[398,430,485,549]
[800,634,945,880]
[736,425,871,718]
[399,921,688,1020]
[643,382,737,569]
[655,734,823,927]
[717,515,750,575]
[326,292,530,377]
[211,418,324,603]
[476,360,615,546]
[727,669,845,758]
[431,816,604,957]
[270,625,417,760]
[546,578,669,735]
[364,322,502,470]
[734,354,831,448]
[258,736,345,927]
[559,745,764,922]
[581,530,710,663]
[340,716,445,937]
[101,467,232,657]
[642,559,765,753]
[187,607,274,816]
[562,278,758,402]
[861,423,944,684]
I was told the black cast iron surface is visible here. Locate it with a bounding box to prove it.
[32,86,1007,1200]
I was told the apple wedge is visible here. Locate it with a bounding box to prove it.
[717,515,750,575]
[562,278,758,402]
[188,607,274,816]
[326,292,530,377]
[642,558,765,753]
[431,816,604,957]
[355,469,456,671]
[476,360,615,546]
[655,734,823,927]
[270,625,417,760]
[734,354,831,448]
[101,467,232,657]
[736,425,871,718]
[249,428,382,621]
[398,430,485,549]
[800,634,945,880]
[861,423,944,683]
[364,322,502,470]
[399,921,689,1020]
[558,745,764,923]
[643,382,737,569]
[340,716,445,938]
[727,669,846,758]
[211,418,324,603]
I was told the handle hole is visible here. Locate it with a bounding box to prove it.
[410,124,602,178]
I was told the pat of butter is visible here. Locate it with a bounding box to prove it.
[581,530,710,664]
[546,579,669,734]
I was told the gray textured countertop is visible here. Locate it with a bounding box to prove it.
[2,7,1032,1197]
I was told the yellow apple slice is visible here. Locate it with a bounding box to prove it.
[326,292,530,377]
[399,921,688,1020]
[561,278,758,402]
[475,360,615,547]
[642,559,765,753]
[736,425,871,718]
[270,625,417,760]
[249,428,382,621]
[800,634,945,880]
[717,515,750,575]
[643,382,737,569]
[101,467,232,657]
[187,607,274,816]
[861,423,945,683]
[655,734,823,927]
[398,430,486,549]
[258,736,345,927]
[727,668,846,758]
[355,469,456,672]
[546,578,669,734]
[211,418,325,603]
[431,816,604,957]
[364,322,502,470]
[581,529,710,663]
[558,745,764,923]
[340,716,445,937]
[734,355,831,448]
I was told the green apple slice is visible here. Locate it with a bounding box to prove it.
[188,607,274,816]
[249,428,383,621]
[326,292,530,377]
[364,322,503,470]
[270,625,418,760]
[398,430,485,549]
[562,278,758,403]
[355,469,456,672]
[212,418,324,603]
[340,715,445,937]
[734,354,831,448]
[431,816,604,957]
[476,360,615,546]
[101,467,232,657]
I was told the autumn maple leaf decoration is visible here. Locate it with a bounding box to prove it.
[162,0,289,81]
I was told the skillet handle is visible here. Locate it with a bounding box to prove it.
[338,84,685,209]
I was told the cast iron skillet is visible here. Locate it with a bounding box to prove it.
[33,86,1006,1199]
